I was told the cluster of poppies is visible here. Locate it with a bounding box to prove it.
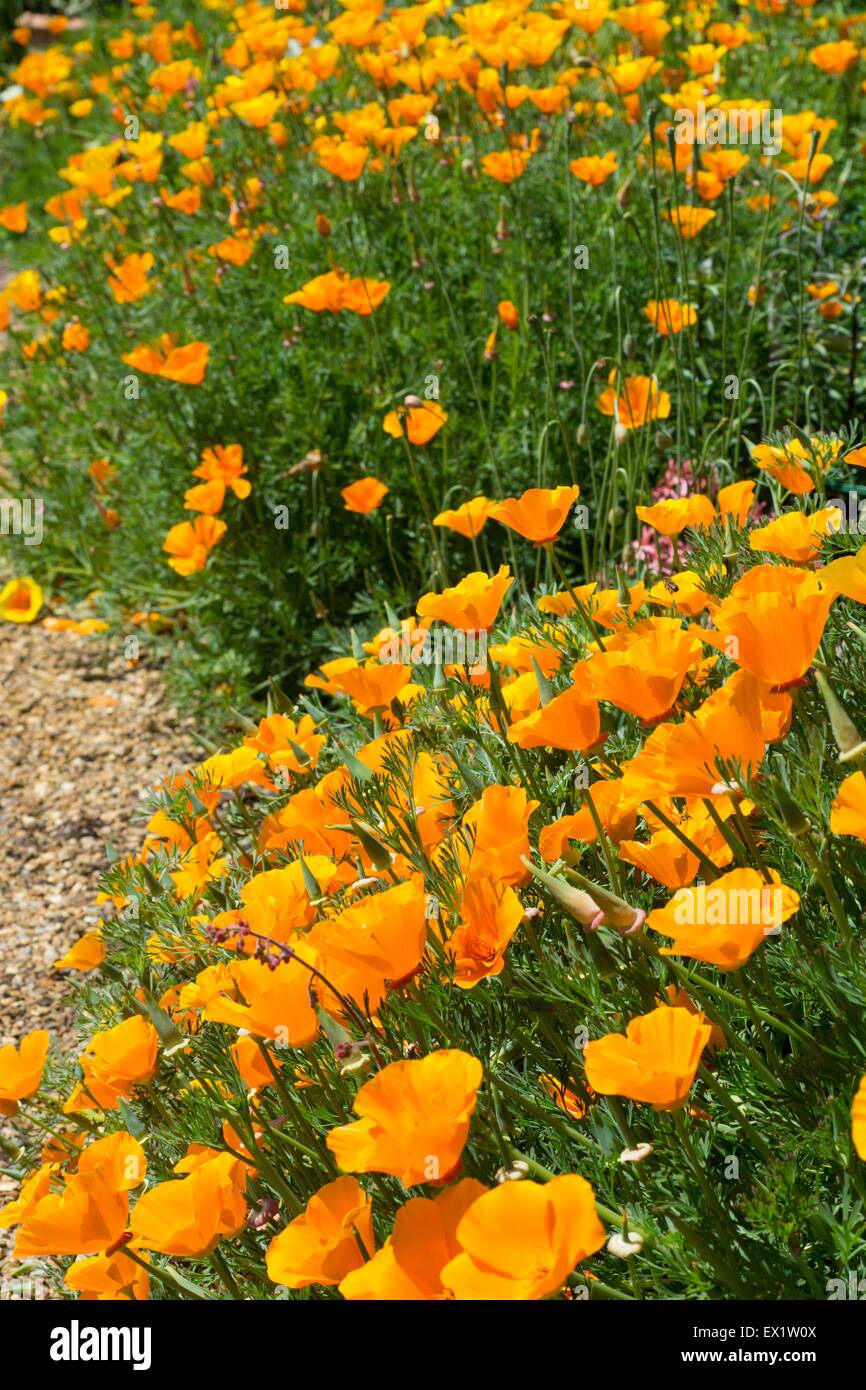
[4,436,866,1299]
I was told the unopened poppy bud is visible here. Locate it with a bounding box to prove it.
[614,421,629,445]
[615,566,631,607]
[656,427,673,450]
[403,393,423,408]
[767,776,810,837]
[563,866,646,936]
[315,212,331,237]
[576,422,590,446]
[814,668,866,762]
[622,333,637,359]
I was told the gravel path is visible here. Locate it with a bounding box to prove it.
[0,620,199,1288]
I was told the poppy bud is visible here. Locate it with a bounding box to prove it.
[614,422,629,445]
[576,422,590,446]
[655,428,673,450]
[622,333,637,358]
[315,212,331,237]
[814,668,866,762]
[615,566,631,608]
[766,775,810,836]
[403,393,423,407]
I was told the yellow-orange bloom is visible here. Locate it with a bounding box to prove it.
[285,270,390,316]
[0,576,43,623]
[635,494,716,537]
[853,1075,866,1160]
[0,1029,49,1115]
[417,565,513,631]
[489,485,580,546]
[830,771,866,844]
[433,496,492,539]
[569,151,618,186]
[596,372,671,429]
[129,1152,246,1256]
[341,476,388,514]
[163,515,227,575]
[584,1006,712,1110]
[749,507,841,563]
[643,299,697,336]
[441,1176,606,1300]
[327,1049,483,1186]
[698,565,835,687]
[648,868,800,969]
[340,1179,486,1301]
[267,1177,374,1289]
[383,401,447,446]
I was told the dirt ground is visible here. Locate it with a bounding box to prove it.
[0,620,198,1291]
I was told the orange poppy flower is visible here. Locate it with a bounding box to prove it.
[596,372,671,429]
[622,671,772,800]
[53,930,105,972]
[383,400,447,446]
[231,91,284,127]
[830,771,866,843]
[267,1177,374,1289]
[341,476,389,514]
[573,618,704,722]
[0,201,28,232]
[284,269,391,316]
[823,544,866,605]
[327,1049,483,1186]
[313,876,429,991]
[463,783,539,886]
[66,1249,149,1302]
[717,479,756,525]
[326,661,412,713]
[538,1073,592,1119]
[489,485,580,546]
[809,40,859,75]
[340,1179,486,1301]
[647,867,800,969]
[433,496,492,539]
[752,440,814,495]
[480,149,532,183]
[15,1132,146,1257]
[643,299,697,336]
[539,781,638,861]
[507,682,602,752]
[162,515,227,575]
[105,251,154,303]
[497,299,519,329]
[129,1152,247,1256]
[698,565,836,687]
[636,494,716,537]
[584,1006,712,1110]
[0,1029,49,1115]
[122,335,209,385]
[76,1015,159,1110]
[569,151,618,185]
[662,206,717,238]
[441,1176,606,1300]
[0,576,43,623]
[417,565,513,631]
[749,506,841,563]
[853,1075,866,1160]
[315,140,369,181]
[243,712,325,773]
[203,950,320,1045]
[446,877,525,987]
